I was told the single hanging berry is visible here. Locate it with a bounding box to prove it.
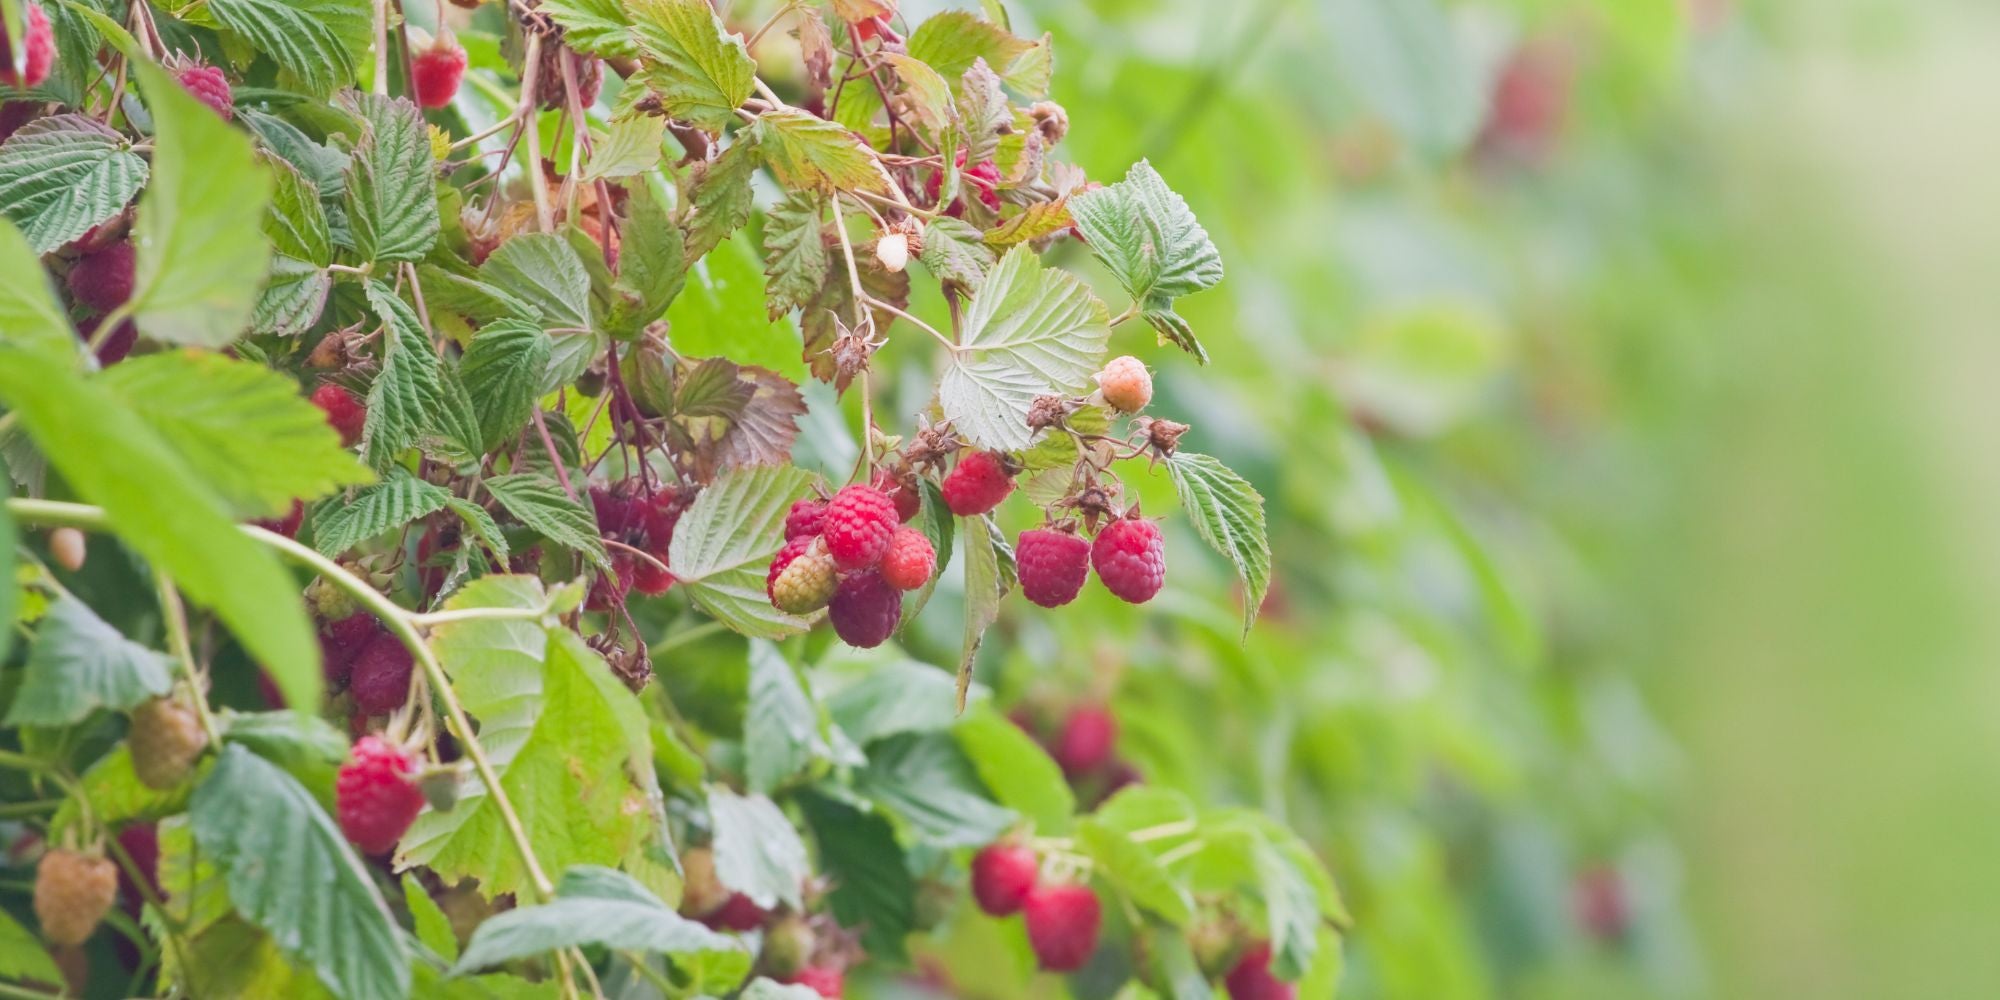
[411,35,468,109]
[940,450,1018,516]
[822,484,898,570]
[1092,517,1166,604]
[785,497,828,539]
[1224,941,1296,1000]
[33,849,117,947]
[311,384,366,447]
[827,571,901,648]
[706,892,767,932]
[47,527,85,572]
[0,3,55,88]
[347,631,415,715]
[879,528,936,591]
[337,736,425,855]
[1022,881,1101,972]
[65,240,135,313]
[1017,526,1091,608]
[1053,705,1118,777]
[771,541,839,614]
[127,697,209,790]
[1095,355,1154,413]
[970,842,1039,916]
[175,63,233,119]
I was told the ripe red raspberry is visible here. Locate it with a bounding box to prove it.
[640,488,686,550]
[1022,881,1101,972]
[127,697,209,790]
[879,528,935,591]
[1224,941,1296,1000]
[770,542,838,614]
[1091,518,1165,604]
[77,316,136,366]
[175,64,233,119]
[766,534,814,599]
[1053,705,1117,777]
[66,240,135,313]
[412,40,467,109]
[1095,355,1153,413]
[1016,526,1091,608]
[336,736,425,855]
[319,613,380,689]
[585,553,635,611]
[703,892,766,932]
[782,966,845,997]
[822,484,897,570]
[925,150,1003,216]
[33,849,117,947]
[784,498,827,540]
[311,384,366,447]
[631,553,675,596]
[827,571,901,648]
[348,631,414,715]
[589,484,640,537]
[872,470,921,522]
[252,498,305,539]
[940,450,1017,516]
[0,3,54,88]
[970,842,1039,916]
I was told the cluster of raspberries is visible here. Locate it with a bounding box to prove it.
[587,481,691,609]
[768,483,935,648]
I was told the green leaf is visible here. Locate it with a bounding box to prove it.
[1166,452,1271,635]
[744,639,826,793]
[0,908,60,987]
[0,486,13,666]
[667,464,818,639]
[255,256,334,338]
[667,235,806,382]
[342,92,440,265]
[361,280,480,468]
[984,200,1072,247]
[208,0,371,98]
[50,745,193,840]
[403,876,460,963]
[1320,0,1481,159]
[0,219,74,358]
[955,708,1073,834]
[2,594,173,726]
[709,787,810,910]
[826,660,966,746]
[907,11,1034,85]
[263,154,332,264]
[681,135,760,263]
[753,108,889,194]
[128,60,274,347]
[221,710,349,789]
[938,244,1111,450]
[310,467,452,555]
[954,515,1014,706]
[456,865,743,972]
[919,216,994,291]
[1255,839,1321,979]
[584,116,666,181]
[1068,160,1222,363]
[484,473,612,571]
[627,0,756,133]
[443,496,511,564]
[853,731,1014,848]
[799,792,915,962]
[538,0,641,58]
[192,745,410,1000]
[0,346,320,709]
[740,980,826,1000]
[607,179,687,336]
[881,53,955,135]
[479,233,600,391]
[99,352,372,518]
[0,114,147,252]
[760,191,830,319]
[1075,819,1193,924]
[461,319,552,452]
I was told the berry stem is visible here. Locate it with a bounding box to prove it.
[372,0,390,95]
[151,571,223,746]
[862,291,959,352]
[519,33,554,232]
[1108,302,1140,327]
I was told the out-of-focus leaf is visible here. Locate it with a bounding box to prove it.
[709,787,810,910]
[3,596,171,726]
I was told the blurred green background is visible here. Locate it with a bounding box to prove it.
[850,0,2000,996]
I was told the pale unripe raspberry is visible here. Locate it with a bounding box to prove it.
[771,543,839,614]
[128,696,209,790]
[1096,355,1153,412]
[48,527,85,572]
[874,232,909,273]
[34,849,117,947]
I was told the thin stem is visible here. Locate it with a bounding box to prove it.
[863,294,957,351]
[520,33,553,232]
[0,798,60,818]
[532,406,579,501]
[602,538,669,575]
[1126,819,1197,843]
[449,110,522,152]
[152,572,223,745]
[409,605,553,629]
[373,0,391,95]
[742,1,796,51]
[1109,302,1140,327]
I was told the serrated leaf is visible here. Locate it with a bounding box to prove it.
[709,788,809,910]
[761,191,830,319]
[310,467,452,555]
[461,319,552,452]
[1068,160,1222,362]
[938,244,1110,450]
[403,876,459,963]
[627,0,756,132]
[1142,303,1207,363]
[955,708,1073,833]
[744,640,825,793]
[984,198,1071,246]
[341,92,439,264]
[254,256,332,338]
[192,745,409,1000]
[362,280,480,468]
[667,464,818,638]
[881,53,955,135]
[753,108,889,194]
[443,496,511,564]
[955,59,1009,166]
[99,352,373,518]
[2,595,172,726]
[1076,819,1193,924]
[681,135,760,262]
[919,216,994,291]
[798,792,914,962]
[129,61,273,347]
[1166,452,1270,635]
[608,178,687,336]
[0,114,147,252]
[854,730,1014,847]
[907,11,1034,84]
[0,909,59,987]
[1256,839,1321,979]
[479,233,600,391]
[208,0,370,98]
[484,473,612,571]
[539,0,642,59]
[954,515,1013,709]
[1003,33,1054,97]
[263,154,332,264]
[584,116,666,181]
[457,865,742,972]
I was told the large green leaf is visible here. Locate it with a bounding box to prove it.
[853,731,1014,848]
[483,473,611,571]
[753,108,890,194]
[1166,452,1270,635]
[667,464,818,638]
[799,792,915,962]
[1075,818,1193,925]
[0,219,74,358]
[919,216,994,292]
[460,319,551,452]
[0,491,12,665]
[584,116,666,182]
[938,244,1110,450]
[361,280,479,469]
[456,865,743,972]
[479,233,600,391]
[680,134,759,262]
[744,639,825,793]
[191,745,409,1000]
[539,0,641,59]
[627,0,756,133]
[208,0,371,98]
[955,708,1072,834]
[0,114,147,252]
[709,787,810,910]
[0,908,60,987]
[2,595,173,726]
[128,60,273,347]
[1067,160,1222,362]
[263,154,332,263]
[826,659,966,747]
[906,10,1034,84]
[341,93,439,264]
[310,467,452,555]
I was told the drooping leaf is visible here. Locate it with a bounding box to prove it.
[1068,160,1223,362]
[1075,819,1193,924]
[1255,838,1322,979]
[680,135,760,263]
[0,491,12,666]
[984,199,1071,247]
[2,595,173,727]
[709,788,810,910]
[761,191,830,319]
[798,792,915,962]
[461,319,552,452]
[627,0,757,133]
[938,245,1110,450]
[955,59,1009,166]
[608,178,688,336]
[0,114,147,252]
[954,515,1013,709]
[403,876,460,963]
[881,53,956,135]
[853,731,1015,848]
[667,464,818,638]
[341,92,440,265]
[262,154,332,264]
[744,640,826,793]
[456,865,743,972]
[1165,452,1271,635]
[207,0,371,98]
[753,108,889,194]
[484,473,612,571]
[310,468,453,556]
[955,708,1073,833]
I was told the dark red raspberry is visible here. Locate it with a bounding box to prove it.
[0,3,54,88]
[640,488,686,549]
[925,150,1003,216]
[319,613,380,689]
[766,533,814,601]
[879,528,935,591]
[114,824,158,916]
[631,553,674,596]
[941,450,1016,516]
[970,842,1039,916]
[0,100,37,144]
[585,552,635,611]
[822,484,897,570]
[66,240,135,312]
[336,736,425,855]
[703,892,765,932]
[252,499,304,539]
[77,316,136,366]
[1053,705,1117,777]
[127,697,208,790]
[873,470,922,522]
[782,966,845,997]
[33,849,117,947]
[1017,526,1091,608]
[784,498,827,540]
[175,64,233,119]
[589,485,639,537]
[1224,941,1295,1000]
[411,40,467,109]
[1091,518,1165,604]
[1022,881,1100,972]
[348,631,414,715]
[311,384,366,447]
[827,571,901,648]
